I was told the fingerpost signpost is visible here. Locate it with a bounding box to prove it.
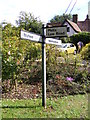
[21,24,67,108]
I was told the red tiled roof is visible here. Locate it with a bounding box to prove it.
[78,18,90,32]
[66,19,81,32]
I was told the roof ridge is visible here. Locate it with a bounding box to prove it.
[66,19,81,32]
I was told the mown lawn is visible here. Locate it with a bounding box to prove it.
[1,94,89,119]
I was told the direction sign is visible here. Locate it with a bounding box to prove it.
[45,38,62,45]
[20,24,68,108]
[21,30,62,46]
[21,30,42,42]
[46,26,67,38]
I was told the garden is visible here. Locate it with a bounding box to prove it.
[0,12,90,119]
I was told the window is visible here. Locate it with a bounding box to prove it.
[70,44,74,47]
[67,27,70,32]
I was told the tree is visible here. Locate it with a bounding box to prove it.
[50,14,72,23]
[2,23,20,80]
[16,11,42,34]
[2,22,42,84]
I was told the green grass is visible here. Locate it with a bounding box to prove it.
[1,94,89,118]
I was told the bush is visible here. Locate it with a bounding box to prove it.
[2,23,42,90]
[46,49,90,93]
[60,36,71,43]
[70,32,90,46]
[80,43,90,60]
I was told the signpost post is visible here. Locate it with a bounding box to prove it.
[42,25,46,108]
[21,24,67,108]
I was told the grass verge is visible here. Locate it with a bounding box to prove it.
[1,94,89,118]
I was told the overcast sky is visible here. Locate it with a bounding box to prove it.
[0,0,89,25]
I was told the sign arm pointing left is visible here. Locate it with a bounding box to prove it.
[21,30,42,43]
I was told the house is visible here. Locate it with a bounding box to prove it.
[63,14,90,36]
[76,1,90,32]
[78,15,90,32]
[47,13,90,37]
[63,14,81,37]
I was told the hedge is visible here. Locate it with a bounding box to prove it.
[70,32,90,46]
[80,43,90,60]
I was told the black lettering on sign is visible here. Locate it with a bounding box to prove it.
[48,33,55,36]
[49,40,58,43]
[24,33,33,39]
[56,31,65,35]
[48,29,56,32]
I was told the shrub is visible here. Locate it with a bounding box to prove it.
[61,36,71,43]
[70,32,90,46]
[2,23,42,90]
[80,43,90,60]
[46,49,90,92]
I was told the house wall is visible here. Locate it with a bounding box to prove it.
[64,22,77,37]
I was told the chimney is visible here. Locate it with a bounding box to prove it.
[73,14,78,24]
[86,15,89,20]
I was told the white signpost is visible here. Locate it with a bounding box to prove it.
[45,38,62,45]
[21,25,66,108]
[21,29,62,45]
[21,30,42,42]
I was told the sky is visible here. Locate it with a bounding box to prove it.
[0,0,89,25]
